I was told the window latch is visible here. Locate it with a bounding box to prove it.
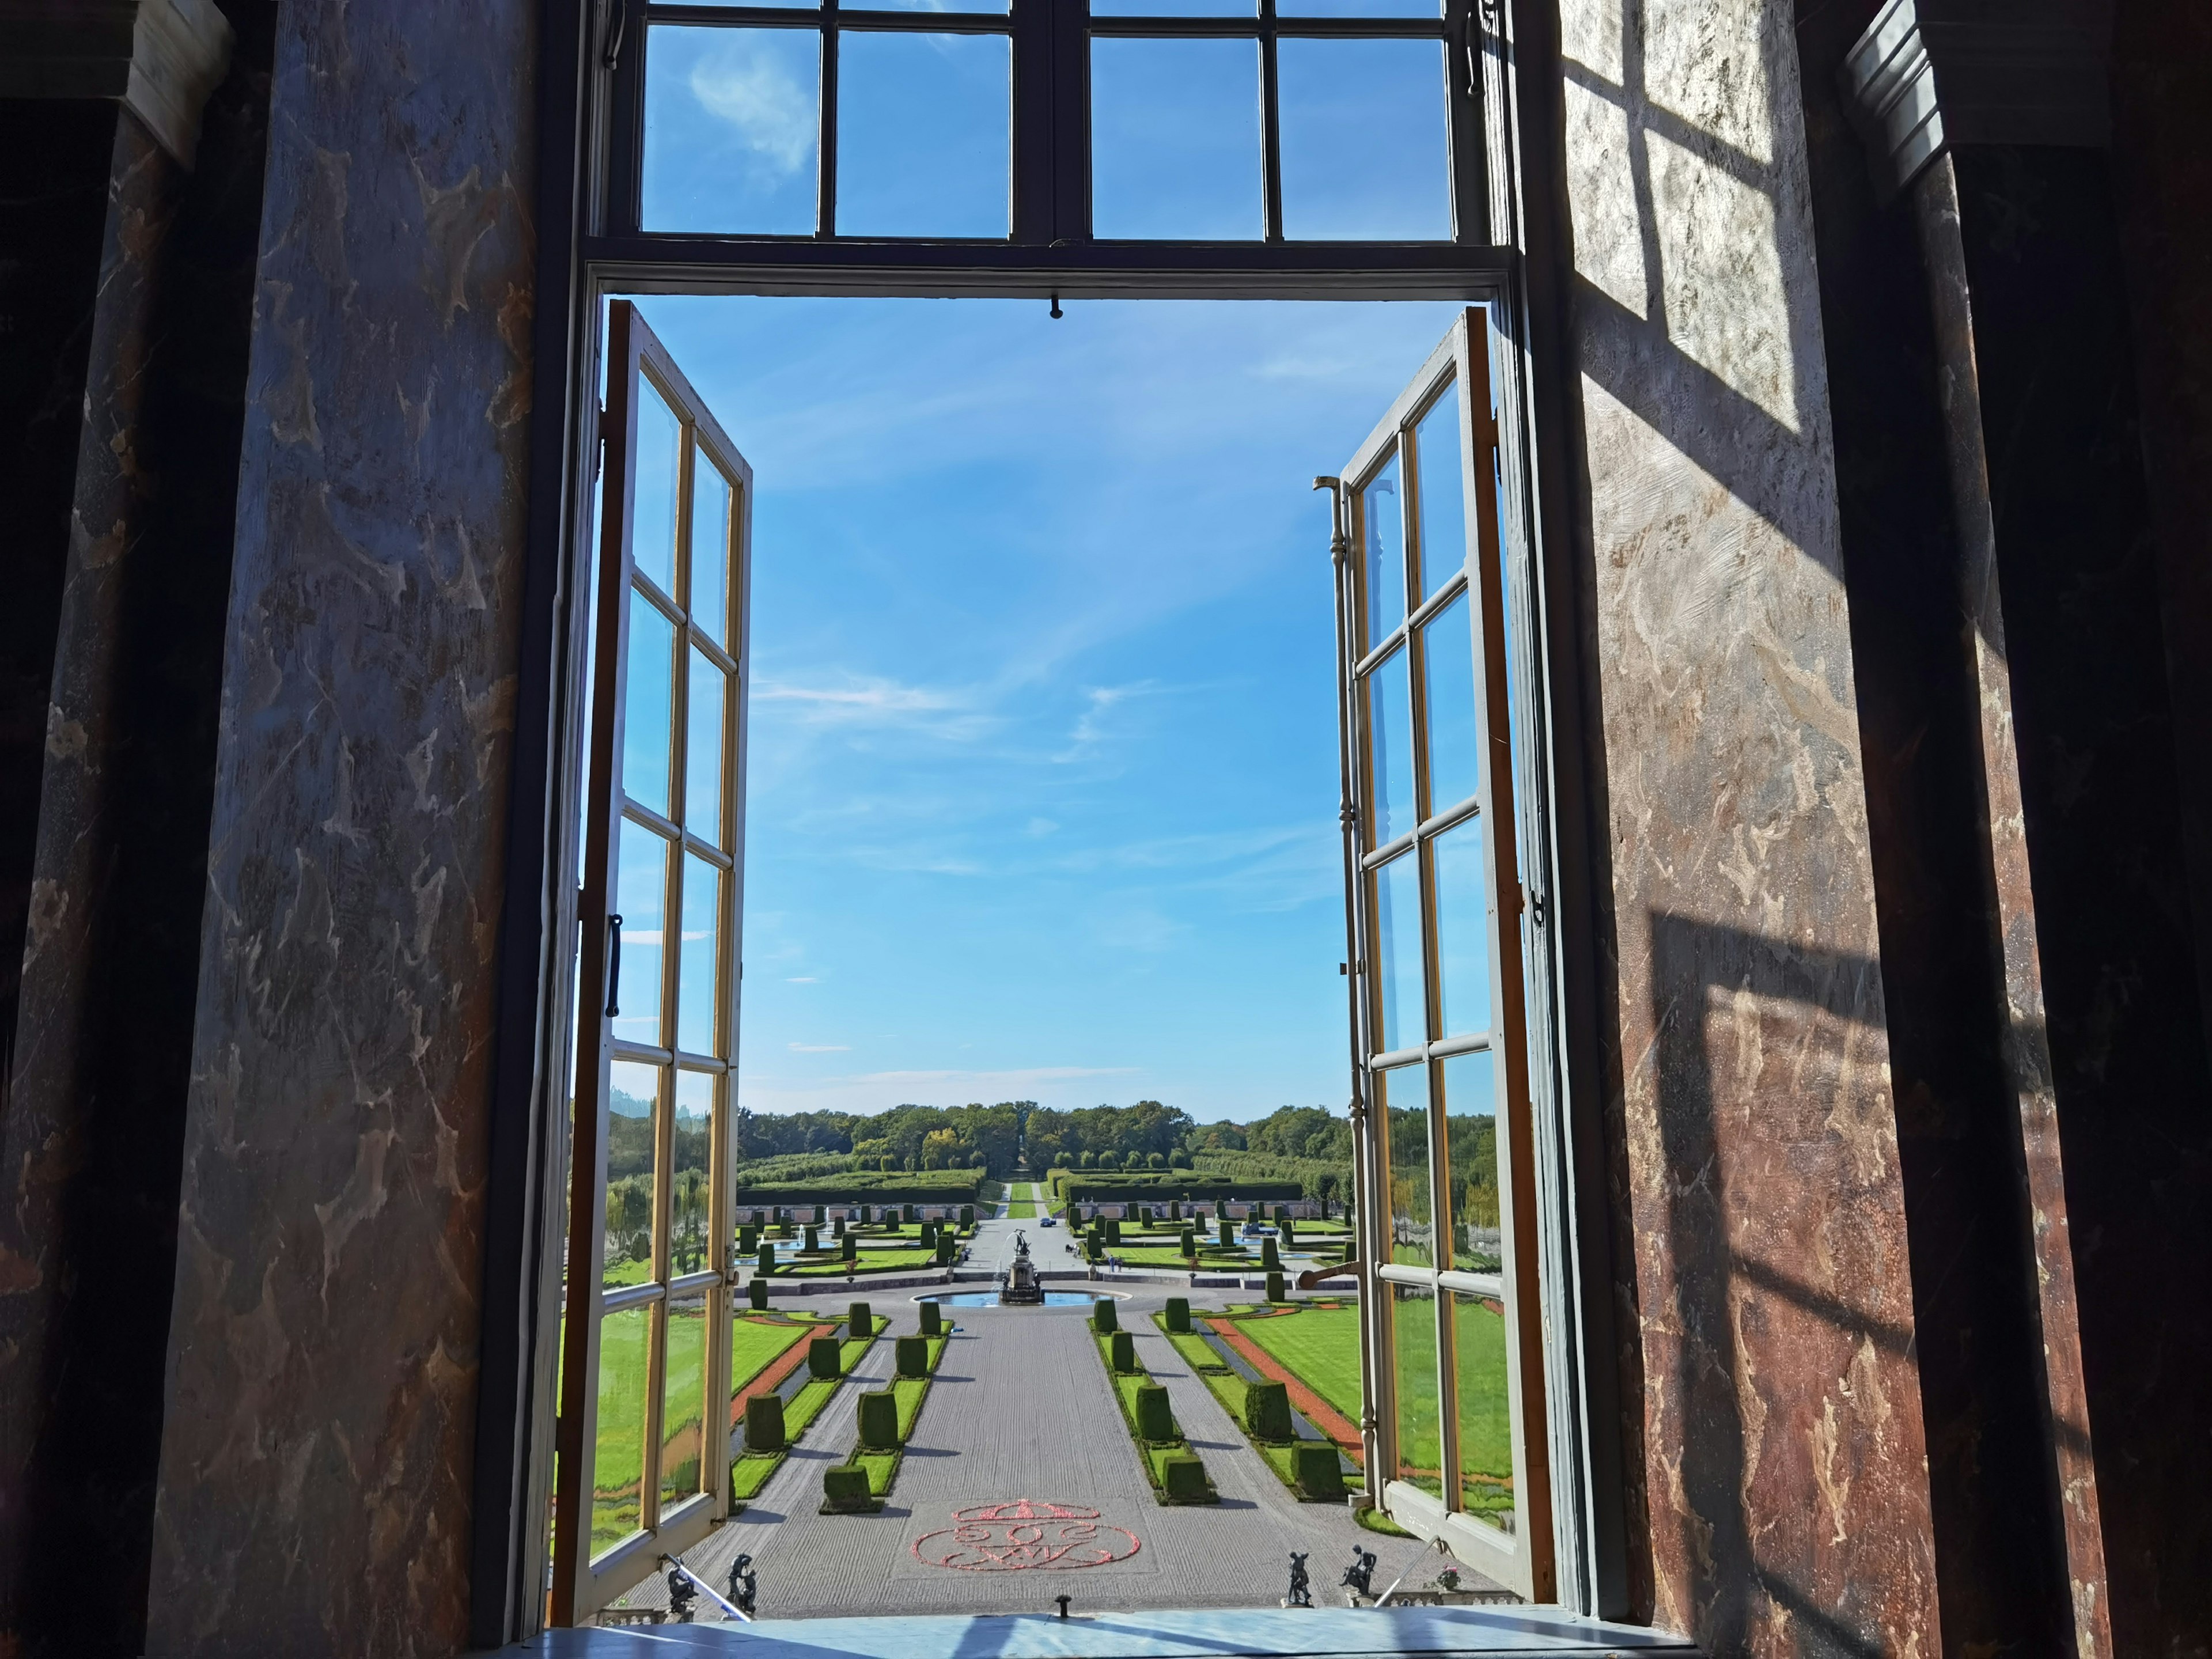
[604,912,624,1018]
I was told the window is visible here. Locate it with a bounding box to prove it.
[1329,307,1554,1599]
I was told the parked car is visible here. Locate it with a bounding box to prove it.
[1039,1215,1056,1228]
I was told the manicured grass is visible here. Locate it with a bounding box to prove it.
[1091,1332,1216,1504]
[729,1452,782,1500]
[855,1450,899,1495]
[1233,1305,1363,1426]
[729,1312,824,1396]
[1162,1328,1222,1374]
[1006,1181,1039,1218]
[781,1247,941,1278]
[1357,1504,1414,1537]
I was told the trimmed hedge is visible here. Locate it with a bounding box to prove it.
[807,1336,840,1380]
[745,1395,786,1454]
[1294,1442,1347,1500]
[823,1464,872,1511]
[1135,1384,1174,1441]
[919,1301,944,1337]
[747,1278,770,1310]
[1161,1455,1210,1501]
[1245,1380,1293,1442]
[1093,1300,1118,1335]
[857,1390,899,1450]
[1058,1174,1303,1202]
[733,1170,982,1206]
[1110,1330,1137,1372]
[1164,1297,1190,1332]
[896,1335,928,1377]
[849,1302,872,1340]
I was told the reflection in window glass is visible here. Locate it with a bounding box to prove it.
[1091,38,1262,239]
[592,1305,652,1556]
[1093,0,1255,10]
[674,1071,716,1277]
[1374,850,1425,1054]
[643,26,821,235]
[1422,592,1478,815]
[605,1062,660,1289]
[1279,39,1450,240]
[1369,644,1416,844]
[690,453,730,646]
[677,854,722,1058]
[1362,451,1405,649]
[1434,819,1491,1037]
[1443,1050,1499,1271]
[661,1297,711,1509]
[686,651,726,843]
[1280,0,1439,14]
[838,32,1010,237]
[1414,379,1465,599]
[1390,1279,1443,1494]
[1384,1068,1433,1267]
[632,384,681,596]
[1452,1288,1514,1529]
[624,601,676,819]
[615,823,669,1047]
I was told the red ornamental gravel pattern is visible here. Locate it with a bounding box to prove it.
[912,1501,1142,1572]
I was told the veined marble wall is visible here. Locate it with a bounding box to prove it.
[143,1,536,1651]
[1552,0,1940,1651]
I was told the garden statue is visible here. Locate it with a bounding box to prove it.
[727,1553,757,1618]
[1285,1552,1312,1608]
[665,1565,696,1623]
[999,1229,1046,1304]
[1343,1546,1377,1599]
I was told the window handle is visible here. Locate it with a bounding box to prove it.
[605,913,624,1018]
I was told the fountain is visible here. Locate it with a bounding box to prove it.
[999,1229,1046,1305]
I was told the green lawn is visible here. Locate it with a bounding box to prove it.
[1006,1181,1039,1218]
[1232,1306,1363,1427]
[1161,1328,1222,1374]
[781,1247,940,1278]
[730,1313,825,1396]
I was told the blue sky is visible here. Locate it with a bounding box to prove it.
[623,7,1467,1122]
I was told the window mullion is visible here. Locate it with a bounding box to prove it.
[1259,0,1283,243]
[817,8,840,237]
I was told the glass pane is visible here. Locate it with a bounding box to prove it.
[1452,1288,1514,1529]
[1384,1066,1433,1267]
[1279,37,1450,240]
[838,32,1010,237]
[686,650,727,843]
[661,1297,711,1509]
[1368,644,1415,845]
[673,1071,716,1276]
[1414,380,1466,600]
[614,821,669,1047]
[1361,451,1406,649]
[1093,0,1255,10]
[874,0,1007,8]
[606,1062,661,1289]
[1373,849,1425,1054]
[592,1304,652,1558]
[1390,1279,1443,1495]
[690,452,731,647]
[624,600,676,819]
[1422,592,1478,815]
[677,853,724,1058]
[1280,0,1440,14]
[1090,38,1262,239]
[632,383,681,597]
[1434,820,1492,1038]
[1443,1051,1499,1272]
[643,26,821,236]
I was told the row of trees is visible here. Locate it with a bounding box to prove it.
[730,1101,1026,1176]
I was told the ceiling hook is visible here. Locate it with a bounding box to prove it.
[1050,292,1064,320]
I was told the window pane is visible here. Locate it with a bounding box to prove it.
[643,26,821,236]
[1414,379,1465,600]
[1422,592,1478,815]
[686,650,727,843]
[874,0,1007,9]
[661,1297,711,1509]
[1091,38,1262,239]
[592,1305,652,1558]
[632,383,681,596]
[1443,1050,1499,1272]
[1279,0,1440,14]
[1452,1288,1514,1529]
[1434,819,1491,1038]
[615,822,669,1047]
[623,600,676,819]
[1361,450,1406,649]
[677,853,724,1058]
[1279,38,1450,240]
[1390,1279,1442,1495]
[838,32,1010,237]
[674,1071,716,1276]
[606,1062,661,1289]
[690,451,730,647]
[1373,849,1424,1054]
[1093,0,1255,11]
[1368,643,1415,845]
[1384,1066,1433,1267]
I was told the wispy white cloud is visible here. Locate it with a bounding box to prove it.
[785,975,820,984]
[752,674,997,743]
[690,39,816,180]
[788,1042,851,1052]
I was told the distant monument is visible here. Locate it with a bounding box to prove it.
[999,1230,1046,1305]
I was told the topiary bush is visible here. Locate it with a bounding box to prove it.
[1260,1236,1281,1271]
[1245,1380,1293,1442]
[1164,1297,1190,1332]
[919,1301,943,1337]
[959,1205,975,1228]
[1180,1228,1196,1256]
[1134,1382,1174,1441]
[849,1302,872,1341]
[1266,1270,1287,1303]
[1294,1442,1346,1500]
[823,1463,870,1510]
[745,1393,786,1453]
[748,1277,770,1311]
[738,1224,759,1253]
[857,1389,899,1449]
[1110,1330,1137,1372]
[842,1233,857,1261]
[1218,1220,1233,1249]
[807,1336,840,1379]
[896,1335,927,1377]
[1161,1454,1209,1501]
[804,1224,820,1253]
[1093,1298,1118,1335]
[757,1240,777,1274]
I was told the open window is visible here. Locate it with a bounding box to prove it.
[551,301,754,1622]
[1331,307,1553,1600]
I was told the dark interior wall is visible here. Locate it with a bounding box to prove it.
[0,9,276,1652]
[138,0,540,1650]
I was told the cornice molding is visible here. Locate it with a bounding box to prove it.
[0,0,234,168]
[1840,0,2111,202]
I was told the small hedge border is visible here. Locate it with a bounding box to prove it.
[727,1314,885,1509]
[821,1330,949,1514]
[1089,1315,1217,1506]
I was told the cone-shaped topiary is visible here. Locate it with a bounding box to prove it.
[1110,1330,1137,1372]
[1294,1442,1346,1500]
[1245,1379,1293,1442]
[745,1393,786,1453]
[1162,1453,1209,1500]
[857,1389,898,1449]
[808,1335,840,1379]
[1164,1297,1190,1333]
[823,1463,870,1510]
[849,1302,872,1340]
[919,1301,943,1337]
[896,1334,927,1376]
[1134,1382,1174,1441]
[1093,1298,1118,1335]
